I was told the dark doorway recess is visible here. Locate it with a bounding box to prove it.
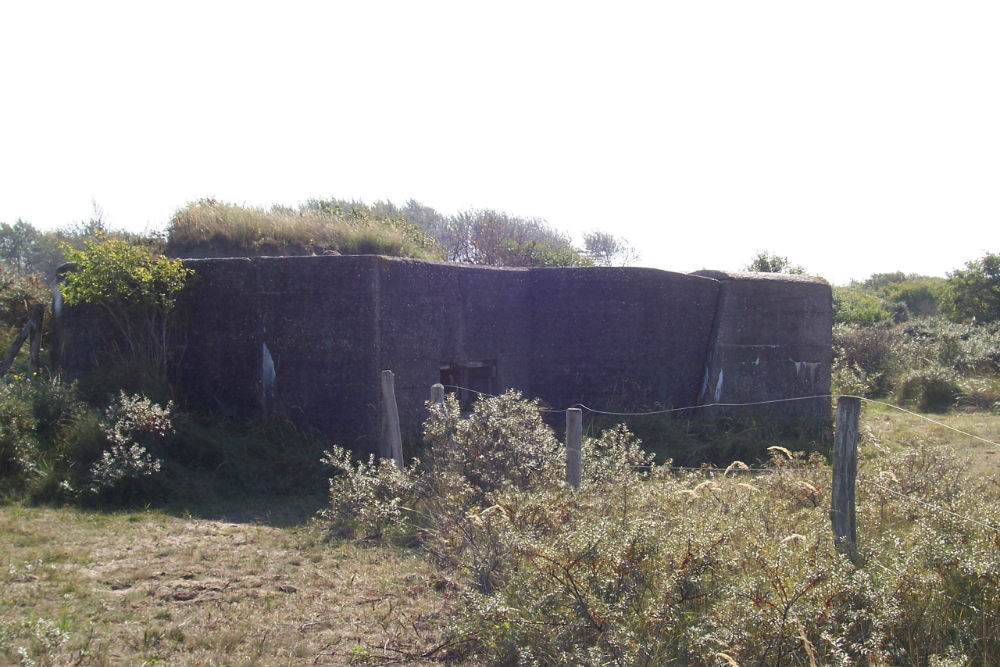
[440,360,497,410]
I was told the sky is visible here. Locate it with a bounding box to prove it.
[1,1,998,285]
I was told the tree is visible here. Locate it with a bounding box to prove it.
[942,251,1000,323]
[583,231,639,267]
[443,209,589,267]
[0,220,66,277]
[60,237,192,382]
[744,251,805,275]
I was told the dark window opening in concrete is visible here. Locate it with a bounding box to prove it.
[440,360,496,410]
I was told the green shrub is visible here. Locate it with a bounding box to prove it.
[941,251,1000,323]
[326,392,1000,665]
[0,376,104,501]
[895,367,961,413]
[60,236,192,400]
[0,380,38,488]
[833,287,891,326]
[0,377,175,504]
[321,445,421,540]
[424,391,564,495]
[832,324,899,397]
[86,392,173,501]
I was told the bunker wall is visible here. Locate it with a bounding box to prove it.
[55,256,834,457]
[694,270,833,420]
[375,259,533,446]
[177,256,381,452]
[528,268,720,412]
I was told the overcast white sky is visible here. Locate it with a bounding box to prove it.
[1,1,998,285]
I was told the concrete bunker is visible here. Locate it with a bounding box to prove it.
[54,255,834,456]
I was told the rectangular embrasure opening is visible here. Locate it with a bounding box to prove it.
[440,360,496,410]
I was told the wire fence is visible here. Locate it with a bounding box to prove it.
[438,382,1000,533]
[428,380,1000,638]
[440,383,1000,449]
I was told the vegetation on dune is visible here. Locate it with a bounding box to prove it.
[166,198,446,261]
[322,391,1000,667]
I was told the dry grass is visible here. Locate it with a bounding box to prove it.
[166,200,443,261]
[3,404,998,666]
[0,503,458,666]
[861,400,1000,477]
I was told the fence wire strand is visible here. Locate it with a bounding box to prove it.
[851,395,1000,449]
[437,386,1000,451]
[865,479,1000,533]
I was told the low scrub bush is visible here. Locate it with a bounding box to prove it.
[832,324,899,397]
[326,391,1000,665]
[0,377,172,504]
[86,391,173,501]
[895,367,962,413]
[834,318,1000,407]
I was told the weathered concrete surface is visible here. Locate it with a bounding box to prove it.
[376,258,533,446]
[55,256,833,455]
[529,267,719,412]
[693,270,833,420]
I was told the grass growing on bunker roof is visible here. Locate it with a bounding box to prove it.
[166,199,445,261]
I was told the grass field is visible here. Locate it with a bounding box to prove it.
[0,496,457,666]
[2,405,998,666]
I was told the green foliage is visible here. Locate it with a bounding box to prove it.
[424,391,564,493]
[0,267,51,377]
[942,251,1000,323]
[0,267,48,329]
[0,376,104,502]
[166,414,332,501]
[895,367,961,413]
[60,236,192,393]
[884,277,946,318]
[86,392,172,501]
[60,237,190,315]
[833,318,1000,404]
[744,250,805,274]
[833,287,892,326]
[307,197,602,268]
[832,324,897,397]
[0,219,66,277]
[322,446,421,540]
[845,273,948,324]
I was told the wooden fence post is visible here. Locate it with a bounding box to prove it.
[429,383,458,454]
[380,370,404,468]
[831,395,861,562]
[566,407,582,489]
[430,383,446,411]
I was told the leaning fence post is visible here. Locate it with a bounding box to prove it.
[831,395,861,562]
[27,305,42,376]
[566,408,582,489]
[380,370,404,468]
[0,304,44,378]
